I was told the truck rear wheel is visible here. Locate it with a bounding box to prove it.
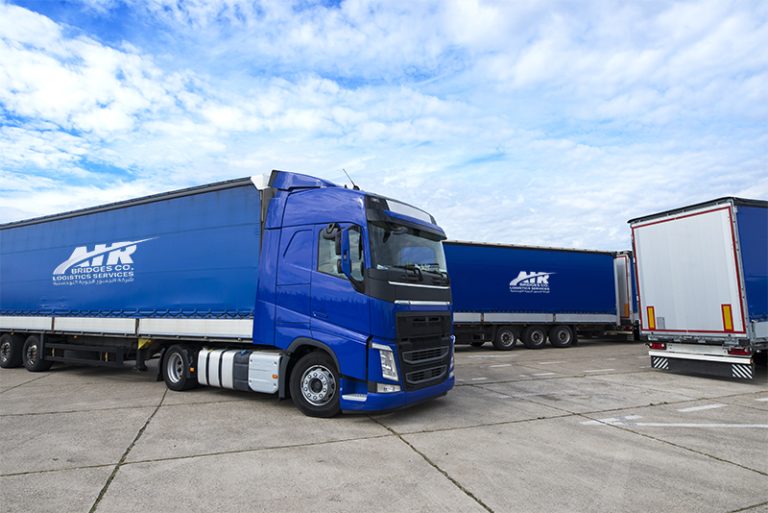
[522,326,547,349]
[163,345,198,391]
[0,333,24,368]
[22,335,53,372]
[290,352,340,418]
[549,325,574,348]
[493,327,517,351]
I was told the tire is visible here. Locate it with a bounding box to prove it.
[22,335,53,372]
[0,333,24,368]
[290,352,340,418]
[492,327,517,351]
[470,341,485,348]
[522,325,547,349]
[549,325,574,348]
[162,345,198,391]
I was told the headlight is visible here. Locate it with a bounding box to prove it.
[450,335,455,369]
[372,342,399,381]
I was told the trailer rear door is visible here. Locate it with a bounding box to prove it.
[632,203,746,337]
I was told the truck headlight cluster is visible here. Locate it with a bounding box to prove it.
[372,342,398,381]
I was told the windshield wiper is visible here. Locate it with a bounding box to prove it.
[390,264,449,283]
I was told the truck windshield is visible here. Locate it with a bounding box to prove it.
[369,222,447,273]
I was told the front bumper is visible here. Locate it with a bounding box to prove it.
[340,375,455,412]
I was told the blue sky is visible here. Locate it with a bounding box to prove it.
[1,0,766,250]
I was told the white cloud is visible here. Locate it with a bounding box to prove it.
[0,0,766,252]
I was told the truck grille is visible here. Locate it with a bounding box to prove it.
[402,347,449,364]
[407,365,447,385]
[396,312,452,390]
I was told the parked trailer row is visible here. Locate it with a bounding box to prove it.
[0,171,455,417]
[444,241,638,350]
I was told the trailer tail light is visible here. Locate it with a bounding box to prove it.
[649,342,666,350]
[727,347,751,356]
[647,306,656,330]
[721,304,734,332]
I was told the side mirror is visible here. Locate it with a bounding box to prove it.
[340,227,351,277]
[322,223,340,242]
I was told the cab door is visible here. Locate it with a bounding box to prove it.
[310,223,370,380]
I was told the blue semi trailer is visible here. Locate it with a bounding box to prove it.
[444,241,626,350]
[0,171,454,416]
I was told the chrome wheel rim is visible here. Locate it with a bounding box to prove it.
[0,341,10,362]
[301,365,336,406]
[499,331,514,347]
[167,352,184,384]
[25,343,38,366]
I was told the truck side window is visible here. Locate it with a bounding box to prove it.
[318,229,343,278]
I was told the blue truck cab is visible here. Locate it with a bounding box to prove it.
[0,170,454,417]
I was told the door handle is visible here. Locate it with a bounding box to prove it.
[313,311,328,319]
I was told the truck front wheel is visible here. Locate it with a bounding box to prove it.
[163,345,198,391]
[493,327,517,351]
[290,352,340,418]
[522,326,548,349]
[0,333,24,368]
[22,335,53,372]
[549,325,574,348]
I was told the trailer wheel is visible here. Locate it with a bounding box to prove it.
[22,335,53,372]
[549,325,574,347]
[522,326,547,349]
[492,327,517,351]
[290,352,340,418]
[162,345,198,391]
[0,333,24,368]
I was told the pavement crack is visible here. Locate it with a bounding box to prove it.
[472,384,768,477]
[120,433,394,466]
[581,413,768,478]
[0,463,115,478]
[0,403,164,417]
[0,374,51,394]
[88,389,167,513]
[728,500,768,512]
[369,416,495,513]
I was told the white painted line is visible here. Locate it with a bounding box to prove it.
[581,415,642,426]
[489,364,512,368]
[533,372,556,376]
[584,369,615,373]
[677,403,726,413]
[469,354,517,359]
[637,355,649,359]
[756,397,768,402]
[639,366,650,369]
[607,358,617,361]
[537,361,565,365]
[471,377,488,381]
[636,423,768,429]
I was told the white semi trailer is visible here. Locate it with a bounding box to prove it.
[630,197,767,380]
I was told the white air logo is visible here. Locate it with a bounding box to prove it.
[509,271,554,294]
[52,239,153,286]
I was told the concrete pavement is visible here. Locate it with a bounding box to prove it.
[1,339,766,513]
